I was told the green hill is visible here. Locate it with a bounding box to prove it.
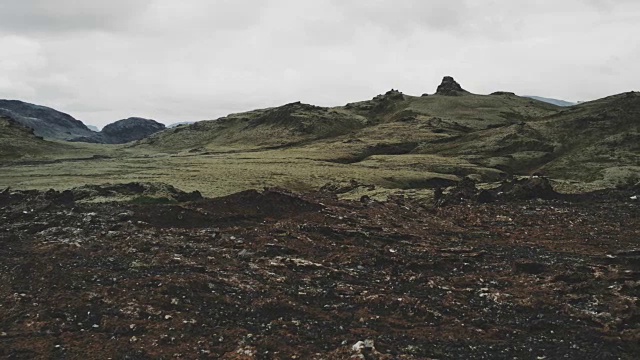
[531,92,640,185]
[139,101,369,151]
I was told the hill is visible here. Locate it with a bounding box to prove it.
[140,101,369,151]
[136,77,638,187]
[530,91,640,185]
[71,117,166,144]
[141,78,560,153]
[0,99,94,141]
[525,95,576,107]
[0,116,72,161]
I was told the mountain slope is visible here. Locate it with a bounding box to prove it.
[530,91,640,184]
[0,116,72,161]
[0,100,94,141]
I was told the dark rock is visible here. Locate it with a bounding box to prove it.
[476,189,495,203]
[421,93,429,97]
[553,270,591,284]
[448,177,478,201]
[42,189,75,206]
[491,91,516,96]
[174,190,203,203]
[384,89,404,100]
[514,261,546,275]
[435,76,469,96]
[437,176,558,206]
[372,89,405,102]
[496,176,557,200]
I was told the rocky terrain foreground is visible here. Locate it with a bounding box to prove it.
[1,182,639,359]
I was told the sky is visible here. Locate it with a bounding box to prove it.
[0,0,639,128]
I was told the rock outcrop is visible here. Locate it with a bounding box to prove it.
[435,76,469,96]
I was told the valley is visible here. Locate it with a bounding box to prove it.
[1,77,639,359]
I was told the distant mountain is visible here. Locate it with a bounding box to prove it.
[525,96,576,107]
[86,125,100,132]
[168,121,195,128]
[70,117,166,144]
[0,99,94,140]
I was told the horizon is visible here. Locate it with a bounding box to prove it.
[1,1,639,127]
[0,81,597,128]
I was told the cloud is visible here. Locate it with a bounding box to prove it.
[0,0,639,126]
[0,0,151,33]
[331,0,469,35]
[0,35,46,97]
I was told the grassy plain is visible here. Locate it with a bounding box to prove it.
[1,91,638,197]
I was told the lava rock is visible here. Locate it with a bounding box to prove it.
[514,261,547,275]
[496,177,558,200]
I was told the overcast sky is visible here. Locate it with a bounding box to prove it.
[0,0,638,127]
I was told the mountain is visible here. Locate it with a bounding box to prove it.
[70,117,166,144]
[168,121,194,128]
[0,99,94,141]
[525,96,576,107]
[86,125,100,132]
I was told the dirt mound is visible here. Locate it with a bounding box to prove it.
[133,188,324,228]
[202,188,322,218]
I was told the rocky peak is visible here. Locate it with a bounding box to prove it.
[99,118,165,143]
[372,89,405,102]
[102,117,164,136]
[436,76,468,96]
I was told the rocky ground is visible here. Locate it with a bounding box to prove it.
[0,181,639,359]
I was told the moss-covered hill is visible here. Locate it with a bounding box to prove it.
[137,77,638,186]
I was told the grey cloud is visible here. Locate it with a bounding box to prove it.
[333,0,470,34]
[0,0,639,127]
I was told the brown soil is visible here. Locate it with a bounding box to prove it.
[1,185,639,359]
